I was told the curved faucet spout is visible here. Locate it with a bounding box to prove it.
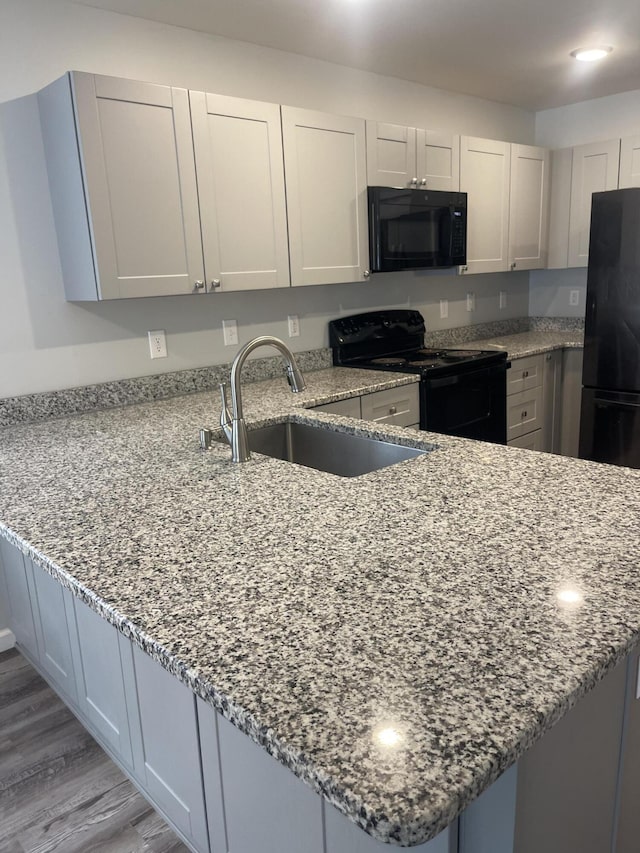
[224,336,306,462]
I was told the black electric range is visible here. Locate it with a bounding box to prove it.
[329,310,509,443]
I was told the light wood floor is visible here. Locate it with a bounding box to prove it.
[0,648,190,853]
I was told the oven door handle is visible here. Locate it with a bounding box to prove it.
[426,361,510,389]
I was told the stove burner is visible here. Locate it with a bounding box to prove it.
[442,350,482,360]
[370,357,407,365]
[408,360,440,368]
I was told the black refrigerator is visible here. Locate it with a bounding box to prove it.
[579,187,640,469]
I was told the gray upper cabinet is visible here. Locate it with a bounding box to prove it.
[460,136,511,274]
[39,72,205,300]
[282,106,369,286]
[0,539,39,660]
[190,92,290,292]
[568,139,620,268]
[366,121,459,191]
[508,144,550,271]
[618,135,640,188]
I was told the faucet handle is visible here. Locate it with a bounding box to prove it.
[219,382,233,444]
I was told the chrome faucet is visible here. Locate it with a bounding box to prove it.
[218,335,306,462]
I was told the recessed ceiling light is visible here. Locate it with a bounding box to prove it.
[570,46,613,62]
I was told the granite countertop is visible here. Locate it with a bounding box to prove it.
[1,364,640,847]
[455,329,584,359]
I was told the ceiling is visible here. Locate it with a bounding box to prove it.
[71,0,640,111]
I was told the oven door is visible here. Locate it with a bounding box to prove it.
[422,364,507,443]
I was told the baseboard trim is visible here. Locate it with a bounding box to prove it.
[0,628,16,652]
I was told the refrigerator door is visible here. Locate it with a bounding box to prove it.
[579,387,640,469]
[582,188,640,393]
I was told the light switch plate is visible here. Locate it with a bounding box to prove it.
[570,289,580,307]
[287,314,300,337]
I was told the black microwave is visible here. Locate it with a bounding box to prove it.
[368,186,467,272]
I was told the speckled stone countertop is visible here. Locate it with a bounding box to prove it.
[2,365,640,847]
[455,329,584,359]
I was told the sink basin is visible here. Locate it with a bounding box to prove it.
[220,421,428,477]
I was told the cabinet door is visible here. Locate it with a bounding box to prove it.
[366,121,417,188]
[613,651,640,852]
[71,598,134,770]
[560,348,583,458]
[546,148,573,269]
[514,658,626,853]
[508,144,550,270]
[282,107,369,286]
[30,558,78,704]
[0,539,38,660]
[541,350,562,454]
[72,72,204,299]
[216,711,324,853]
[190,92,290,292]
[416,130,460,191]
[568,139,620,268]
[618,135,640,188]
[459,136,511,274]
[131,645,208,852]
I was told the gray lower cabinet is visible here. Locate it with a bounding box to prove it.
[130,644,209,853]
[29,556,78,705]
[613,650,640,852]
[559,348,584,458]
[514,656,628,853]
[0,538,39,660]
[69,596,135,771]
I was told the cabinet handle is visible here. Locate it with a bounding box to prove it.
[210,279,221,290]
[521,410,528,418]
[523,370,529,378]
[460,265,468,273]
[193,280,205,292]
[363,270,370,278]
[545,354,552,361]
[389,406,398,415]
[510,262,517,270]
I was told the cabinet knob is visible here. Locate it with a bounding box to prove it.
[459,265,468,273]
[193,280,205,292]
[521,410,528,418]
[210,279,221,290]
[389,406,397,415]
[420,178,427,186]
[510,262,517,271]
[363,270,370,278]
[410,177,418,185]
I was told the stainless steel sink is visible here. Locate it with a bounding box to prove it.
[220,421,428,477]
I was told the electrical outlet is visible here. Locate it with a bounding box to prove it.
[499,291,507,310]
[148,330,167,359]
[439,299,449,319]
[222,319,238,346]
[569,289,580,307]
[466,292,475,312]
[287,314,300,337]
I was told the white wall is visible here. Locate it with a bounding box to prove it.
[531,87,640,317]
[0,0,534,398]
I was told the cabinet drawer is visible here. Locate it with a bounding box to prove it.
[507,386,543,441]
[507,355,543,396]
[313,397,361,418]
[509,429,543,452]
[360,385,419,427]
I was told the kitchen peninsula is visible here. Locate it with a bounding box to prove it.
[1,365,640,852]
